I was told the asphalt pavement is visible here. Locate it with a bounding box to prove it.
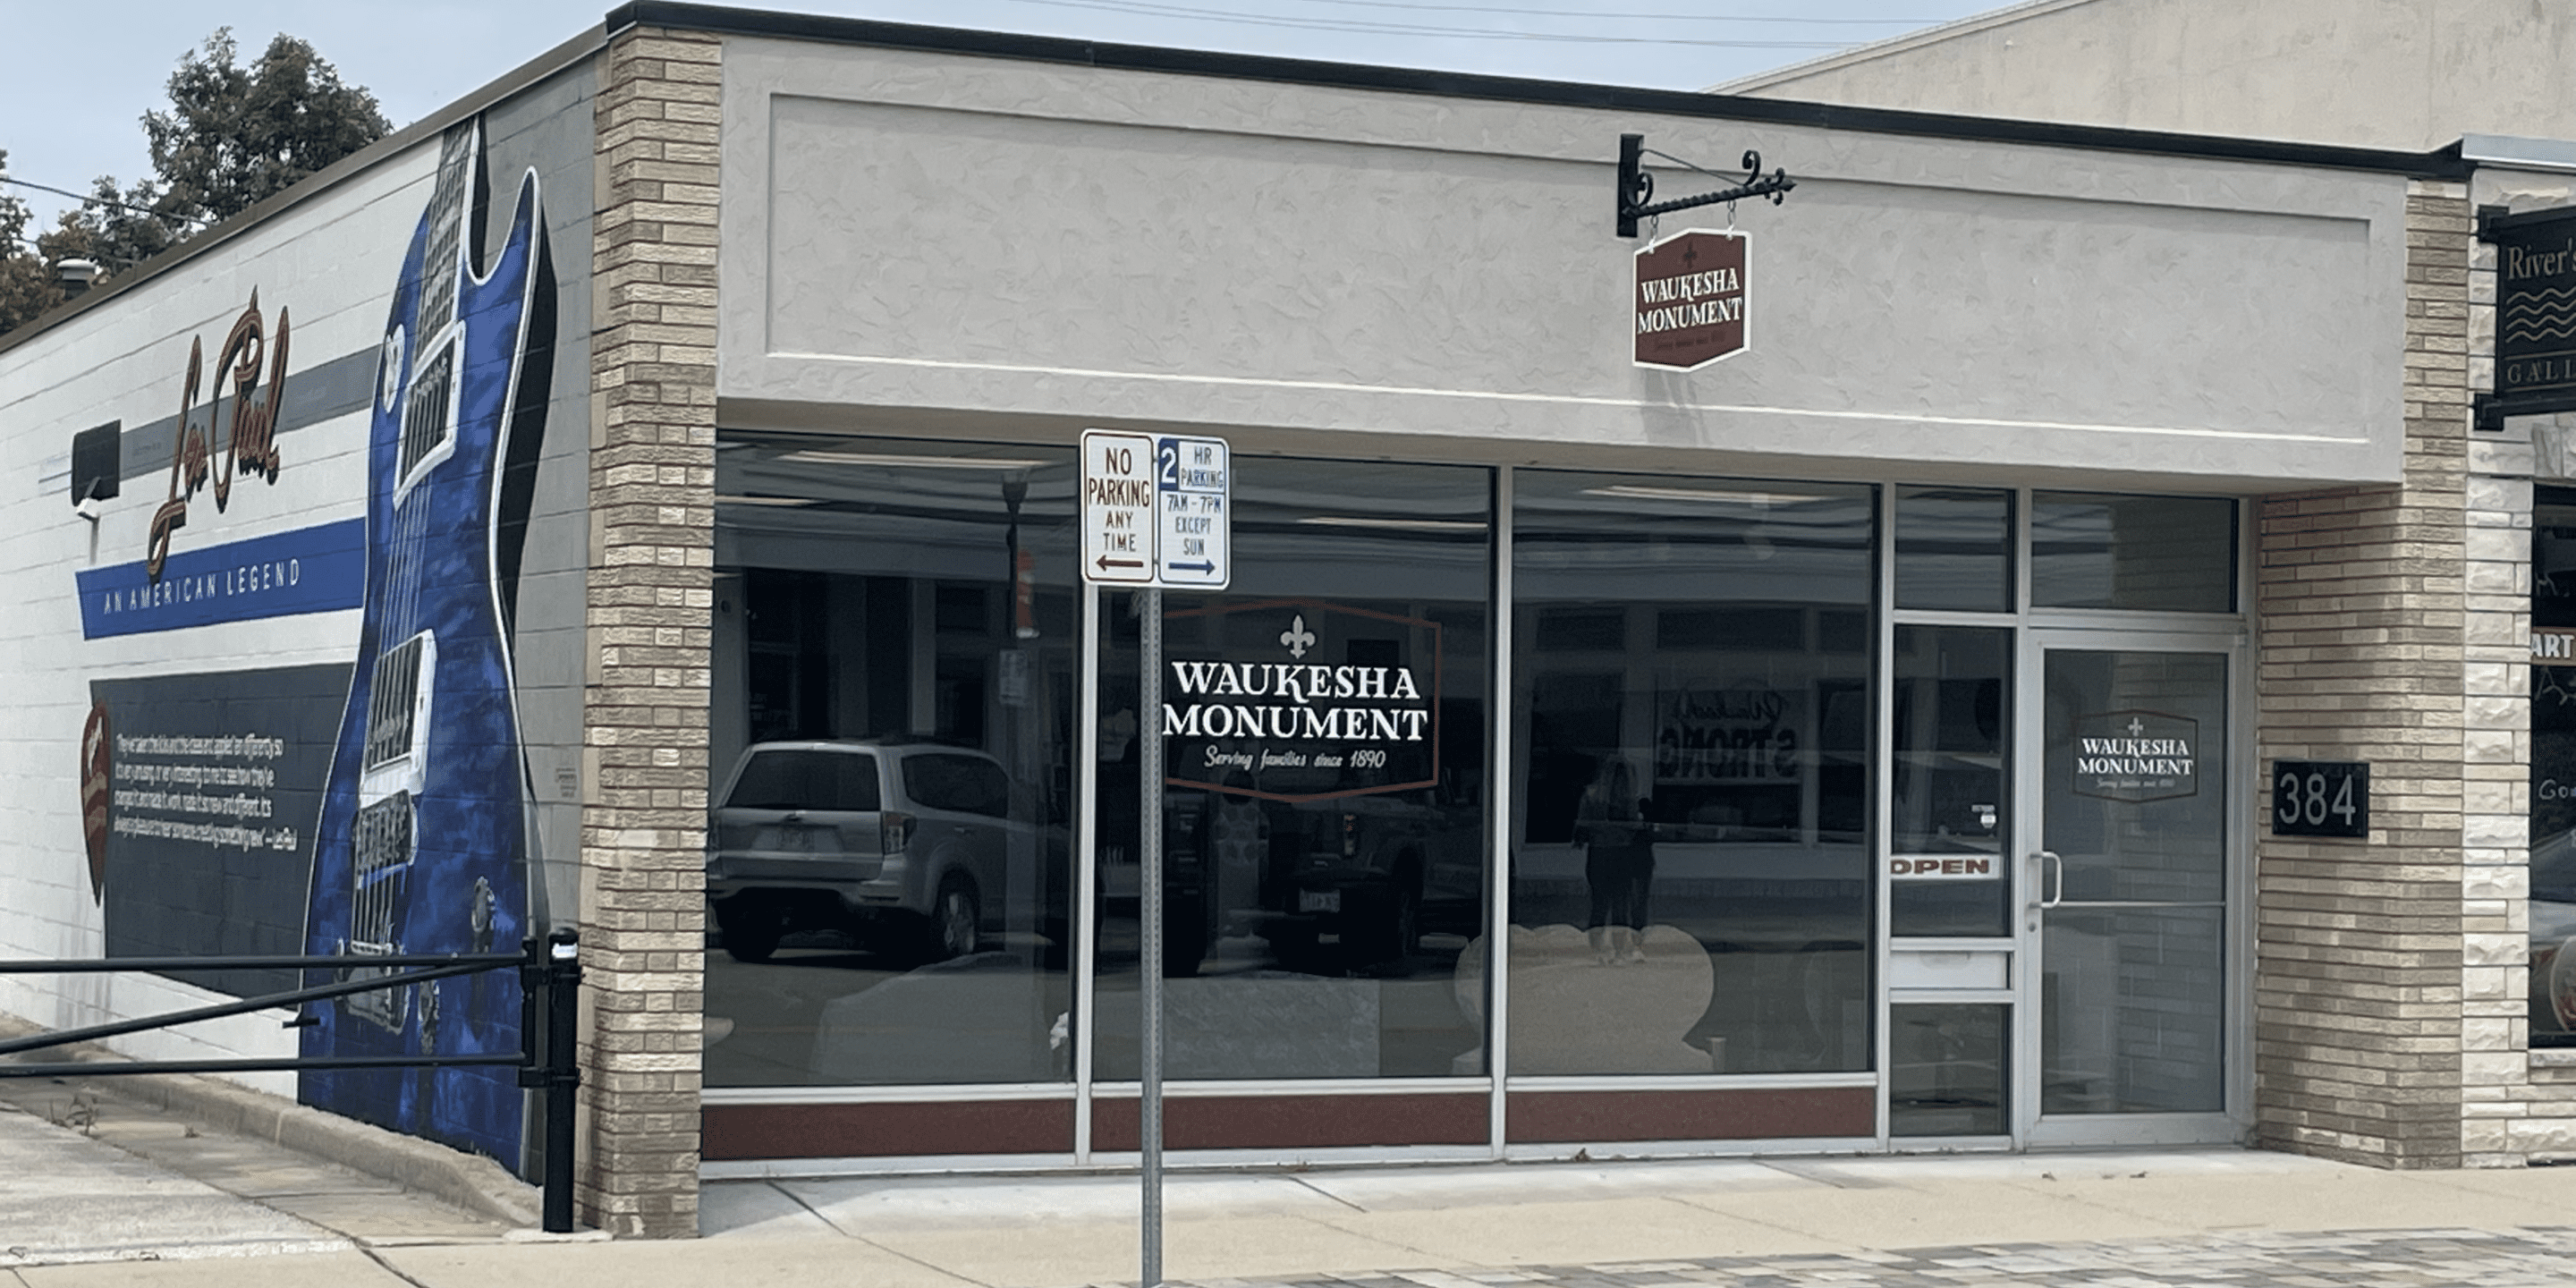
[14,1080,2576,1287]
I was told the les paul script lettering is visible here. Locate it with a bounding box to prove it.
[147,292,289,582]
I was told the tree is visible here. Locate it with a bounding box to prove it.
[57,175,185,272]
[0,28,390,337]
[0,150,67,335]
[138,28,391,228]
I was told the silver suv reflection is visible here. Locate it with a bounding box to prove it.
[706,739,1038,964]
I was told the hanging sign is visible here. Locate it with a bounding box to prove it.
[1634,228,1749,370]
[2068,710,2199,803]
[2478,204,2576,427]
[1159,599,1438,802]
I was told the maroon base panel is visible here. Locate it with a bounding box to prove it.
[1506,1087,1872,1143]
[707,1087,1870,1160]
[1089,1092,1488,1152]
[704,1099,1075,1160]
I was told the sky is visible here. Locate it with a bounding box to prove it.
[0,0,2005,235]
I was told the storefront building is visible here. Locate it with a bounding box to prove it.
[0,0,2522,1239]
[1725,0,2576,1176]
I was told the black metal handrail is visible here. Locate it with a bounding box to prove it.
[0,929,582,1233]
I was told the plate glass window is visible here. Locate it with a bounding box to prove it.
[1895,486,2013,614]
[1890,626,2012,936]
[1508,472,1875,1075]
[2030,492,2236,614]
[1091,459,1492,1080]
[2529,489,2576,1048]
[1890,1003,2008,1136]
[704,437,1080,1088]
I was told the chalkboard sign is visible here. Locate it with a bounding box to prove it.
[2272,760,2368,838]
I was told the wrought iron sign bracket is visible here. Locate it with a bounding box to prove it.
[1616,132,1794,239]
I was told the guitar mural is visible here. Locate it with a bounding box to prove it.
[302,116,555,1165]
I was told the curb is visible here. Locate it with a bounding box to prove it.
[0,1013,544,1230]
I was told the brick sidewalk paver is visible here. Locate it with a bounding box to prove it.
[1179,1229,2576,1288]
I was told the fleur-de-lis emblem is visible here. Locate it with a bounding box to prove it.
[1280,614,1317,659]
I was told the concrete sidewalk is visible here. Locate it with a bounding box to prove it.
[0,1078,518,1280]
[18,1128,2576,1287]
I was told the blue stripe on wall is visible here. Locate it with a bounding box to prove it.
[77,519,366,639]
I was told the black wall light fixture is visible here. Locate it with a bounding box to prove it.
[70,421,121,515]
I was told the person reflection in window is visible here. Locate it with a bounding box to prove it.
[1575,757,1654,965]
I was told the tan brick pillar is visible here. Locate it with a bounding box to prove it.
[579,25,720,1237]
[2251,180,2471,1168]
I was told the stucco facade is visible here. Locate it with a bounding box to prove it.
[1721,0,2576,154]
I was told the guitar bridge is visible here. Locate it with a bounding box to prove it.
[344,630,434,1034]
[344,790,415,1032]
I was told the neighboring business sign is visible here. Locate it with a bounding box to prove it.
[2538,627,2576,664]
[1081,429,1233,589]
[1159,599,1438,803]
[1633,228,1749,370]
[1656,687,1798,785]
[2068,709,2199,803]
[2479,204,2576,427]
[2272,760,2368,838]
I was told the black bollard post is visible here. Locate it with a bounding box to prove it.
[543,928,581,1234]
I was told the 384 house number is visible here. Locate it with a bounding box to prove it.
[2272,760,2368,838]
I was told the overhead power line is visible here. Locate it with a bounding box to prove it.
[0,176,208,228]
[9,232,145,267]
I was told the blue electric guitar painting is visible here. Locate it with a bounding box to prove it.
[303,117,555,1166]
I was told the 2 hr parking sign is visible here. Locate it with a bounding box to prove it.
[1157,436,1230,589]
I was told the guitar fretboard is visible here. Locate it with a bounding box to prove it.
[414,130,473,340]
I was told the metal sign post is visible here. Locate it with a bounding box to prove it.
[1080,430,1228,1288]
[1138,580,1165,1288]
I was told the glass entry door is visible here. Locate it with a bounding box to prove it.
[2021,632,2238,1145]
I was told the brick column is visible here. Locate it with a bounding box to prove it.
[2453,172,2576,1164]
[2251,180,2472,1168]
[580,25,719,1237]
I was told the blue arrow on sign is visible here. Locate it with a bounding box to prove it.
[1167,560,1216,573]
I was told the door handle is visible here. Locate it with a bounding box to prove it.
[2027,850,2063,930]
